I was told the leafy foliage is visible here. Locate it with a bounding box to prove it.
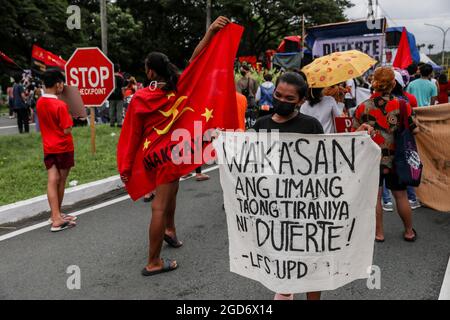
[0,0,352,84]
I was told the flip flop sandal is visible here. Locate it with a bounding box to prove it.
[50,221,76,233]
[404,229,418,242]
[164,234,183,248]
[48,214,78,224]
[141,259,178,277]
[62,214,77,221]
[375,238,385,243]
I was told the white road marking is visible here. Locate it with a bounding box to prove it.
[0,124,36,130]
[439,257,450,300]
[0,165,219,242]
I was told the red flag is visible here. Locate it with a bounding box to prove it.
[0,51,16,66]
[117,23,244,200]
[393,28,413,69]
[32,45,66,72]
[0,51,22,71]
[239,56,257,68]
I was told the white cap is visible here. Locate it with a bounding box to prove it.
[394,70,405,88]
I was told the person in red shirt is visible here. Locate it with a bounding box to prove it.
[236,91,248,131]
[37,70,77,233]
[438,74,450,104]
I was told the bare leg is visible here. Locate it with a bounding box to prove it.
[307,292,322,300]
[47,166,65,227]
[275,291,321,300]
[165,180,179,238]
[375,187,384,241]
[58,168,70,211]
[145,181,179,272]
[392,190,415,239]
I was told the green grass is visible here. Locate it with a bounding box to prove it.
[0,103,8,115]
[0,125,122,206]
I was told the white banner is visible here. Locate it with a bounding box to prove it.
[356,87,372,105]
[214,132,381,294]
[313,35,383,61]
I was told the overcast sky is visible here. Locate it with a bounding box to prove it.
[345,0,450,55]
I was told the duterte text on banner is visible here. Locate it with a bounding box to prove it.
[214,132,381,294]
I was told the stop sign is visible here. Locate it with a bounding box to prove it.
[65,47,115,107]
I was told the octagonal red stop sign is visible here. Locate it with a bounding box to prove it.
[65,47,115,107]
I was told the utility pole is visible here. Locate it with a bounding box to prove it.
[100,0,108,55]
[301,14,306,59]
[206,0,212,31]
[367,0,374,20]
[425,23,449,65]
[375,0,379,19]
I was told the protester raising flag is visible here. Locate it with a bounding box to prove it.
[31,45,66,74]
[393,28,413,70]
[118,23,244,200]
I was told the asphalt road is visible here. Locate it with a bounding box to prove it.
[0,169,449,300]
[0,116,35,136]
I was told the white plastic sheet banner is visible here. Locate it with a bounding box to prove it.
[213,132,381,293]
[313,35,384,61]
[356,87,372,105]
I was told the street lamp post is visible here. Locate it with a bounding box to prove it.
[424,23,449,66]
[206,0,212,31]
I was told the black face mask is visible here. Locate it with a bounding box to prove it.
[273,97,297,117]
[240,71,247,77]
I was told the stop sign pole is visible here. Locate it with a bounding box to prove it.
[65,47,115,154]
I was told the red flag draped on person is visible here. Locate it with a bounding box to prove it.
[117,23,244,200]
[393,28,413,69]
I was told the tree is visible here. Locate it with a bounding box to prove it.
[417,43,426,52]
[427,44,435,55]
[0,0,353,85]
[85,3,143,71]
[215,0,354,57]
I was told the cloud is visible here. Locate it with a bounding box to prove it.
[345,0,450,55]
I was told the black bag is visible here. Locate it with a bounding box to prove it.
[241,77,250,98]
[242,77,257,109]
[394,100,423,186]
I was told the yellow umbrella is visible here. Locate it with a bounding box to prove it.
[301,50,377,88]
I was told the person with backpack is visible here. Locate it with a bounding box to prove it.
[255,73,275,117]
[353,67,419,243]
[12,75,31,134]
[109,64,125,128]
[237,65,258,127]
[237,64,258,103]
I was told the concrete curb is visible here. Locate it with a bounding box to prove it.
[0,176,124,225]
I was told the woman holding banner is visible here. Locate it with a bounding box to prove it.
[254,72,323,300]
[353,67,419,243]
[119,16,231,277]
[253,72,372,300]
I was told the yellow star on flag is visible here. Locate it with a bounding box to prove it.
[143,139,151,151]
[202,108,214,123]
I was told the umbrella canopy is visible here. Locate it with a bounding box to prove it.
[301,50,377,88]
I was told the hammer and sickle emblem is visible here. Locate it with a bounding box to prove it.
[154,96,194,136]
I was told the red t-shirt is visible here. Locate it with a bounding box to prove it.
[438,83,450,104]
[36,94,74,154]
[404,92,418,109]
